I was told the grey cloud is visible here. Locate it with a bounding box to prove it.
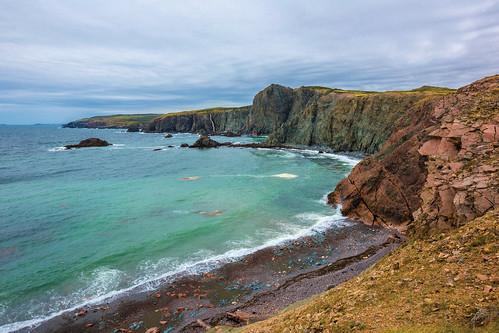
[0,0,498,124]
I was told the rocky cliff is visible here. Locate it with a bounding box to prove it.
[265,86,452,153]
[146,85,453,154]
[329,75,499,236]
[145,106,251,134]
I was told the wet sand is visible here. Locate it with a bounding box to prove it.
[29,221,403,333]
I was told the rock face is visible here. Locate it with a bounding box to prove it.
[146,86,446,154]
[330,75,499,236]
[127,125,140,132]
[64,138,112,149]
[146,107,251,134]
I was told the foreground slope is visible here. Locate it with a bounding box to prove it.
[231,209,498,333]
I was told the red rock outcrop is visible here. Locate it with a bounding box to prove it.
[329,75,499,236]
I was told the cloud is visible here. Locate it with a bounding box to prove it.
[0,0,498,123]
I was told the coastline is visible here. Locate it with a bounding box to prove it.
[30,220,403,333]
[1,139,388,333]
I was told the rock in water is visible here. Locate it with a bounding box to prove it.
[164,133,173,138]
[180,143,189,148]
[220,131,240,137]
[126,125,140,132]
[190,135,221,148]
[64,138,112,149]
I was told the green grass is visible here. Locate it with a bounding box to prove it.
[301,85,456,97]
[158,106,250,119]
[73,114,160,127]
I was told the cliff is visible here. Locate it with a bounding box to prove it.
[145,85,454,154]
[145,106,250,134]
[329,75,499,236]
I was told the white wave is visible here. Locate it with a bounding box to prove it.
[48,146,67,152]
[283,148,360,166]
[0,207,348,333]
[318,192,329,206]
[271,173,298,179]
[0,268,125,333]
[295,211,351,229]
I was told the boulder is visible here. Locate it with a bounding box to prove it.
[164,133,173,138]
[180,143,189,148]
[126,125,140,132]
[64,138,112,149]
[190,135,222,148]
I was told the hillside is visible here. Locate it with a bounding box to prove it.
[62,114,160,129]
[229,209,498,333]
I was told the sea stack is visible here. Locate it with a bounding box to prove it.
[64,138,112,149]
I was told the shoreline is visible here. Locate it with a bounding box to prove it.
[4,137,373,333]
[26,221,403,333]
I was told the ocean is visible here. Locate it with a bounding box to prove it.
[0,125,358,332]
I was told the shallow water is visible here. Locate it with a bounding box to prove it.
[0,125,357,332]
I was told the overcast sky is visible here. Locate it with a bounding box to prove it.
[1,0,498,124]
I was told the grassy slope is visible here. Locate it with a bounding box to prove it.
[212,209,498,333]
[302,86,456,97]
[74,114,160,127]
[157,106,250,119]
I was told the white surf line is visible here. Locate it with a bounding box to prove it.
[0,207,348,333]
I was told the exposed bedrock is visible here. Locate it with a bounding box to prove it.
[147,85,439,154]
[330,75,499,236]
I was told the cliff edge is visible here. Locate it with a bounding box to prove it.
[329,75,499,236]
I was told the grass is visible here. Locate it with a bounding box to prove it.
[213,209,499,333]
[73,114,160,127]
[302,85,456,97]
[158,106,250,119]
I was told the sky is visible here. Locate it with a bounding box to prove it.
[0,0,498,124]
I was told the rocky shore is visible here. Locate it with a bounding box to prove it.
[30,222,402,333]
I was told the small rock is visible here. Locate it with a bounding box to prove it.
[483,285,493,293]
[145,328,160,333]
[164,133,173,138]
[180,143,189,148]
[476,274,488,281]
[65,138,112,149]
[189,135,221,148]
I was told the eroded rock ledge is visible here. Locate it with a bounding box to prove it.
[329,75,499,236]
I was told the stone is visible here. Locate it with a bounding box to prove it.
[189,135,221,148]
[180,143,189,148]
[65,138,112,149]
[127,125,140,132]
[164,133,173,138]
[144,328,160,333]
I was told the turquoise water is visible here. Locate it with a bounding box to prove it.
[0,125,357,332]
